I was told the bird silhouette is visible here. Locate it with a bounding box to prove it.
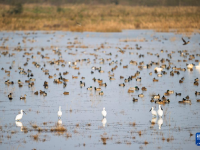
[182,38,190,45]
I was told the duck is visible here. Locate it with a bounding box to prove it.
[164,91,170,96]
[149,107,157,117]
[135,86,139,91]
[195,91,200,95]
[63,92,69,95]
[18,80,21,84]
[102,107,107,118]
[194,81,199,86]
[141,87,147,91]
[138,93,144,98]
[40,90,45,95]
[72,75,78,79]
[197,99,200,102]
[185,95,190,99]
[150,98,154,102]
[87,86,93,90]
[155,100,165,105]
[136,77,141,82]
[80,81,85,87]
[157,105,163,118]
[99,83,107,87]
[128,88,134,93]
[162,96,167,100]
[179,80,183,83]
[43,92,47,96]
[99,91,104,95]
[153,94,160,99]
[163,99,170,103]
[124,78,129,83]
[176,92,181,96]
[97,79,103,84]
[8,93,13,100]
[34,91,38,95]
[94,87,101,91]
[153,78,158,82]
[109,77,115,80]
[167,90,174,94]
[132,98,138,102]
[20,94,26,100]
[63,82,67,88]
[57,106,62,118]
[120,76,124,79]
[28,82,34,88]
[119,83,125,87]
[182,98,191,104]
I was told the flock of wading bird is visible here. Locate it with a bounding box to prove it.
[1,34,200,128]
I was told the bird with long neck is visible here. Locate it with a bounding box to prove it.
[102,107,107,118]
[149,107,157,117]
[15,110,26,121]
[157,105,163,118]
[58,106,62,118]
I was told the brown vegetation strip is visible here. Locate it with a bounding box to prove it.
[0,4,199,32]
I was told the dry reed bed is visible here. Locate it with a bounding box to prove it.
[0,4,199,32]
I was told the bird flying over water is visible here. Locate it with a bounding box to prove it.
[182,38,190,45]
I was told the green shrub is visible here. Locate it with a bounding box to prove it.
[8,3,23,14]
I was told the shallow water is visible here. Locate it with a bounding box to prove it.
[0,30,200,150]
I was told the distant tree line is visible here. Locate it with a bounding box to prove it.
[0,0,199,6]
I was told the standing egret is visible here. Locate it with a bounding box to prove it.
[149,107,157,117]
[58,106,62,118]
[102,107,107,118]
[157,105,163,118]
[15,110,26,121]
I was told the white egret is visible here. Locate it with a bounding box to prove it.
[58,106,62,118]
[149,107,157,117]
[102,107,107,118]
[157,105,163,118]
[15,110,26,121]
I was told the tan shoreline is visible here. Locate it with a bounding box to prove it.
[0,4,199,32]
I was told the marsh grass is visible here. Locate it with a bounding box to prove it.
[0,4,199,32]
[51,126,67,133]
[31,123,38,129]
[66,132,72,138]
